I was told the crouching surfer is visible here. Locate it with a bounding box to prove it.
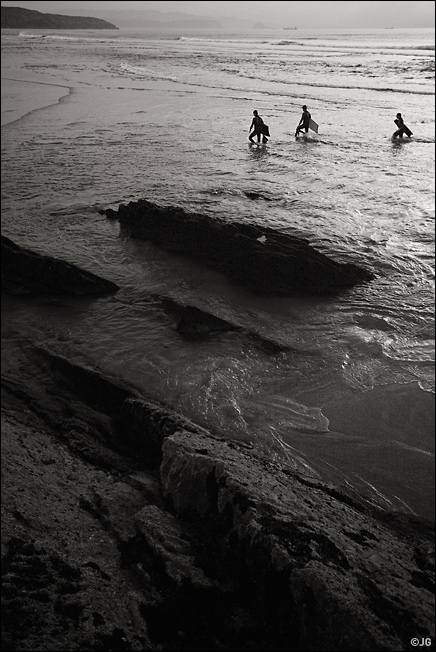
[393,112,413,139]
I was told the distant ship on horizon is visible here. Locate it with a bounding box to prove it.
[283,26,297,30]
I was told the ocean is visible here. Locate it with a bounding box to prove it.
[1,26,434,521]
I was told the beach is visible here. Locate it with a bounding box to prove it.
[1,25,435,650]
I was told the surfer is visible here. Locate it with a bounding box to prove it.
[393,112,412,139]
[295,105,311,136]
[249,110,266,143]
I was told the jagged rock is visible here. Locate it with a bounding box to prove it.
[161,297,240,339]
[134,505,215,589]
[34,346,136,414]
[160,296,288,352]
[2,342,434,651]
[105,208,119,220]
[119,396,209,453]
[160,429,435,652]
[176,307,238,339]
[244,191,273,201]
[108,199,374,295]
[1,235,119,296]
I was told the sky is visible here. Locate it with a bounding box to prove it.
[1,1,435,29]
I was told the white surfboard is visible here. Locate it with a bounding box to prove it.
[309,118,319,133]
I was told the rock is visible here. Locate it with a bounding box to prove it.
[134,505,215,589]
[244,191,273,201]
[119,396,210,453]
[161,297,240,340]
[175,306,236,339]
[108,199,374,295]
[160,296,288,352]
[2,342,433,651]
[1,235,119,296]
[160,429,435,652]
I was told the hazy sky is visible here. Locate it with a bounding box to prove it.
[1,1,435,29]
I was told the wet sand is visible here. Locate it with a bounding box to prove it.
[1,77,70,126]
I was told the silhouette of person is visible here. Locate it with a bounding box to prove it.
[295,105,311,136]
[249,110,265,143]
[393,112,412,139]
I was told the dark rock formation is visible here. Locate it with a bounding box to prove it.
[160,297,240,340]
[2,343,433,651]
[107,199,374,296]
[120,395,210,454]
[1,7,118,29]
[161,430,435,652]
[160,296,288,353]
[244,191,273,201]
[1,235,119,296]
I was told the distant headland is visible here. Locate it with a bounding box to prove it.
[1,6,118,30]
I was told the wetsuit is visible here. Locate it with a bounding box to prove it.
[394,116,406,138]
[249,115,264,142]
[296,109,311,134]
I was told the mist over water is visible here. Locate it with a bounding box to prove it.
[1,26,434,519]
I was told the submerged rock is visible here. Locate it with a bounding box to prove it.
[161,297,240,340]
[1,235,119,296]
[160,296,288,352]
[108,199,374,295]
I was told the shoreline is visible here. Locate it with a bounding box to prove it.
[1,77,72,127]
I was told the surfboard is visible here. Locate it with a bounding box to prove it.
[394,119,412,137]
[309,118,319,133]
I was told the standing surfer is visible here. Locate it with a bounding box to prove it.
[249,110,267,143]
[295,105,311,136]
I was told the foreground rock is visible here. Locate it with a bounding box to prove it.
[161,431,435,652]
[1,235,119,296]
[106,200,374,296]
[1,343,433,651]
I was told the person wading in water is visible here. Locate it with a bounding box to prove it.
[393,112,412,139]
[249,110,266,143]
[295,105,311,136]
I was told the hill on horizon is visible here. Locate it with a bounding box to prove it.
[2,5,273,31]
[1,6,118,29]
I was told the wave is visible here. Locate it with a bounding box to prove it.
[18,32,46,39]
[274,40,435,52]
[176,35,272,45]
[174,35,435,52]
[116,62,434,97]
[18,32,108,43]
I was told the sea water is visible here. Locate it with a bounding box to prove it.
[1,26,434,520]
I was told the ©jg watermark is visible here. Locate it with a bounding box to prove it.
[410,639,433,648]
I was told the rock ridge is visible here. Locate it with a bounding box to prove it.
[1,235,119,296]
[106,199,374,296]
